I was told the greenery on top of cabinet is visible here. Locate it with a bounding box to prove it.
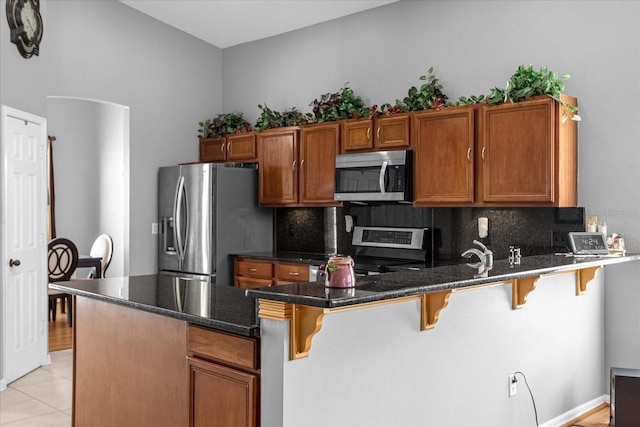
[255,104,309,131]
[199,112,253,139]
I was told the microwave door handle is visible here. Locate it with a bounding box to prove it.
[379,161,388,195]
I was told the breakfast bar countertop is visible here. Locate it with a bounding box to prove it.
[49,274,260,337]
[245,253,640,309]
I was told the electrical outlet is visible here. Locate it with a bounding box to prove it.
[151,223,159,235]
[552,231,567,247]
[509,374,517,397]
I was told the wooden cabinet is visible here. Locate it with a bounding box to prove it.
[413,107,476,205]
[257,124,341,207]
[479,95,577,206]
[257,127,299,205]
[341,114,411,153]
[234,258,273,289]
[187,325,259,427]
[235,257,310,288]
[199,133,258,163]
[412,96,577,207]
[299,122,341,206]
[274,262,309,285]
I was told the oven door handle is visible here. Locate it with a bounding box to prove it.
[378,160,388,196]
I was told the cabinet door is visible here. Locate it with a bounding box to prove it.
[274,262,309,284]
[258,128,299,206]
[413,108,475,205]
[375,114,411,150]
[341,118,373,152]
[199,138,226,162]
[189,357,258,427]
[226,133,257,162]
[482,98,554,203]
[299,123,341,206]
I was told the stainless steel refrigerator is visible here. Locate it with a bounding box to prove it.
[158,163,273,285]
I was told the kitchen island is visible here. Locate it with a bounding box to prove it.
[245,253,640,426]
[52,254,640,426]
[50,275,260,427]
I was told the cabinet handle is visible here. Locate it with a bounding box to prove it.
[481,147,486,161]
[467,147,471,161]
[292,160,297,172]
[366,127,371,140]
[289,271,300,276]
[300,159,304,171]
[221,142,225,153]
[227,141,231,153]
[377,127,381,141]
[249,268,257,272]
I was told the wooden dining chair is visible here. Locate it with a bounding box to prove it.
[48,237,78,327]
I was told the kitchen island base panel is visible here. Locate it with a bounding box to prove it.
[73,296,189,427]
[260,271,606,426]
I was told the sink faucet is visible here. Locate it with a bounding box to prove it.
[461,240,493,268]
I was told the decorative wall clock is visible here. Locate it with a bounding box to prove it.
[6,0,43,58]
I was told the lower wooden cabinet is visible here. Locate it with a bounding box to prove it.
[188,325,260,427]
[189,357,258,427]
[235,257,310,288]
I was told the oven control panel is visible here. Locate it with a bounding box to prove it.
[352,226,425,250]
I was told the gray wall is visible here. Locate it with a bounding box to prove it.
[222,0,640,252]
[1,0,224,276]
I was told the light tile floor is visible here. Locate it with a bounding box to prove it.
[0,350,72,426]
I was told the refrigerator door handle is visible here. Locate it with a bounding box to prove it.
[174,175,188,262]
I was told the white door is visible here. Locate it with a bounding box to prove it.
[1,106,48,389]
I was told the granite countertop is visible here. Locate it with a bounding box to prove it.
[49,274,259,337]
[245,253,640,309]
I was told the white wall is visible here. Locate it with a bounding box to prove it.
[262,271,606,426]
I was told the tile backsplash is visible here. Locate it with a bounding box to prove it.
[276,205,585,262]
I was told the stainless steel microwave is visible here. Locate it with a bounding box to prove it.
[334,150,413,202]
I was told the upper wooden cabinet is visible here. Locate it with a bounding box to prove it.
[479,95,577,206]
[257,123,341,207]
[413,107,476,205]
[299,122,341,206]
[412,96,577,207]
[341,114,411,153]
[199,133,257,163]
[257,127,299,206]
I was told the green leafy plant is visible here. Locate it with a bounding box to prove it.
[308,85,372,123]
[487,65,580,121]
[255,104,309,131]
[397,67,448,112]
[198,112,253,138]
[450,94,487,107]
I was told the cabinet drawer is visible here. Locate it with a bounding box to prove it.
[235,277,272,289]
[235,259,273,279]
[187,325,259,371]
[274,262,309,283]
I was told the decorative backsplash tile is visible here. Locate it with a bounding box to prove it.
[276,205,585,261]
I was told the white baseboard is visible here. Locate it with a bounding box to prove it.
[540,395,609,427]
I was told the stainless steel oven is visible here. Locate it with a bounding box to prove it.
[334,150,412,202]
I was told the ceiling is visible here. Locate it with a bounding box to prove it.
[118,0,398,49]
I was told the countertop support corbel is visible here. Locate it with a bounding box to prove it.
[420,290,452,330]
[576,265,603,296]
[511,276,539,309]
